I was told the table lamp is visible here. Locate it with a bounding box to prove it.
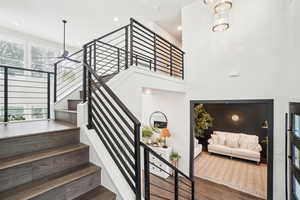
[160,128,171,148]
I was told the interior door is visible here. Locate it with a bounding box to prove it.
[288,103,300,200]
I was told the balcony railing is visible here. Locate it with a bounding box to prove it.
[0,65,53,123]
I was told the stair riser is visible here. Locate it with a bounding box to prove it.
[55,111,77,125]
[31,170,101,200]
[0,129,80,160]
[0,147,89,192]
[68,100,82,111]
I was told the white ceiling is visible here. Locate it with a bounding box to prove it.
[0,0,195,47]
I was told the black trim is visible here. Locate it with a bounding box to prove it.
[190,99,274,200]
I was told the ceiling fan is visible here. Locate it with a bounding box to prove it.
[37,20,81,63]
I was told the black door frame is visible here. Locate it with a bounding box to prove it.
[189,99,274,200]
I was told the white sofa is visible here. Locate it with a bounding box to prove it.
[208,131,262,163]
[194,138,202,158]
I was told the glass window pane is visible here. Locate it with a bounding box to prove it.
[0,39,25,75]
[31,45,60,77]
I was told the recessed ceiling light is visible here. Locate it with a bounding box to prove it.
[113,17,119,22]
[177,26,182,31]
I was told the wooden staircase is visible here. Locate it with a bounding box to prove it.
[0,126,116,200]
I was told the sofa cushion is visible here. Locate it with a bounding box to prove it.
[239,134,259,150]
[226,134,239,148]
[211,135,218,144]
[208,144,232,154]
[231,148,260,159]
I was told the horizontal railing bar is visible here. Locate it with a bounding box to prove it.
[92,120,136,191]
[91,104,135,167]
[96,40,126,52]
[6,97,46,99]
[3,113,48,116]
[1,103,47,104]
[0,85,47,89]
[89,78,135,135]
[132,32,153,47]
[141,143,191,180]
[149,161,173,177]
[85,63,140,125]
[85,25,129,46]
[131,19,184,53]
[91,96,135,150]
[91,115,135,179]
[0,78,47,84]
[0,73,48,79]
[0,65,55,74]
[132,24,154,39]
[101,33,125,45]
[0,108,47,110]
[57,79,82,97]
[57,71,82,87]
[57,65,82,79]
[0,91,47,94]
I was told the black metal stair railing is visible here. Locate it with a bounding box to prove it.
[83,62,141,197]
[53,18,191,200]
[142,143,194,200]
[0,65,53,122]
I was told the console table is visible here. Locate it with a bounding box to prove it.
[148,146,172,179]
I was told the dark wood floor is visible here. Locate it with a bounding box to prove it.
[194,177,264,200]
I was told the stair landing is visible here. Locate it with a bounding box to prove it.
[0,120,76,139]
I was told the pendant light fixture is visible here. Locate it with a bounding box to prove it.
[204,0,233,32]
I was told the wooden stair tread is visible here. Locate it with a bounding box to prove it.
[0,164,100,200]
[73,186,116,200]
[0,144,88,170]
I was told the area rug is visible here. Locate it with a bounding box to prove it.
[194,152,267,199]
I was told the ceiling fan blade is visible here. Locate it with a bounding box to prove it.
[65,57,81,63]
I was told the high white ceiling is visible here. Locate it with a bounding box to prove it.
[0,0,195,47]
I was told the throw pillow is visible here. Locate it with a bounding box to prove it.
[226,135,239,148]
[212,135,218,144]
[247,138,258,151]
[239,135,249,149]
[218,135,226,145]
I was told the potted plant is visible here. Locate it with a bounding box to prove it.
[194,104,213,138]
[142,126,154,144]
[170,152,181,169]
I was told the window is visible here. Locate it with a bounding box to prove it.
[32,107,46,119]
[6,106,25,121]
[0,38,25,75]
[30,45,60,77]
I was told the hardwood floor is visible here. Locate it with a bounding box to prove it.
[194,177,264,200]
[194,152,267,199]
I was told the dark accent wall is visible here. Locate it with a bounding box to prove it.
[198,103,270,163]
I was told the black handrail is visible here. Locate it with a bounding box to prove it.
[0,65,53,123]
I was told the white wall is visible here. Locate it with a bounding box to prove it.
[142,90,188,170]
[182,0,293,199]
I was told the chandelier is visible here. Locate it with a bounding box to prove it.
[204,0,233,32]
